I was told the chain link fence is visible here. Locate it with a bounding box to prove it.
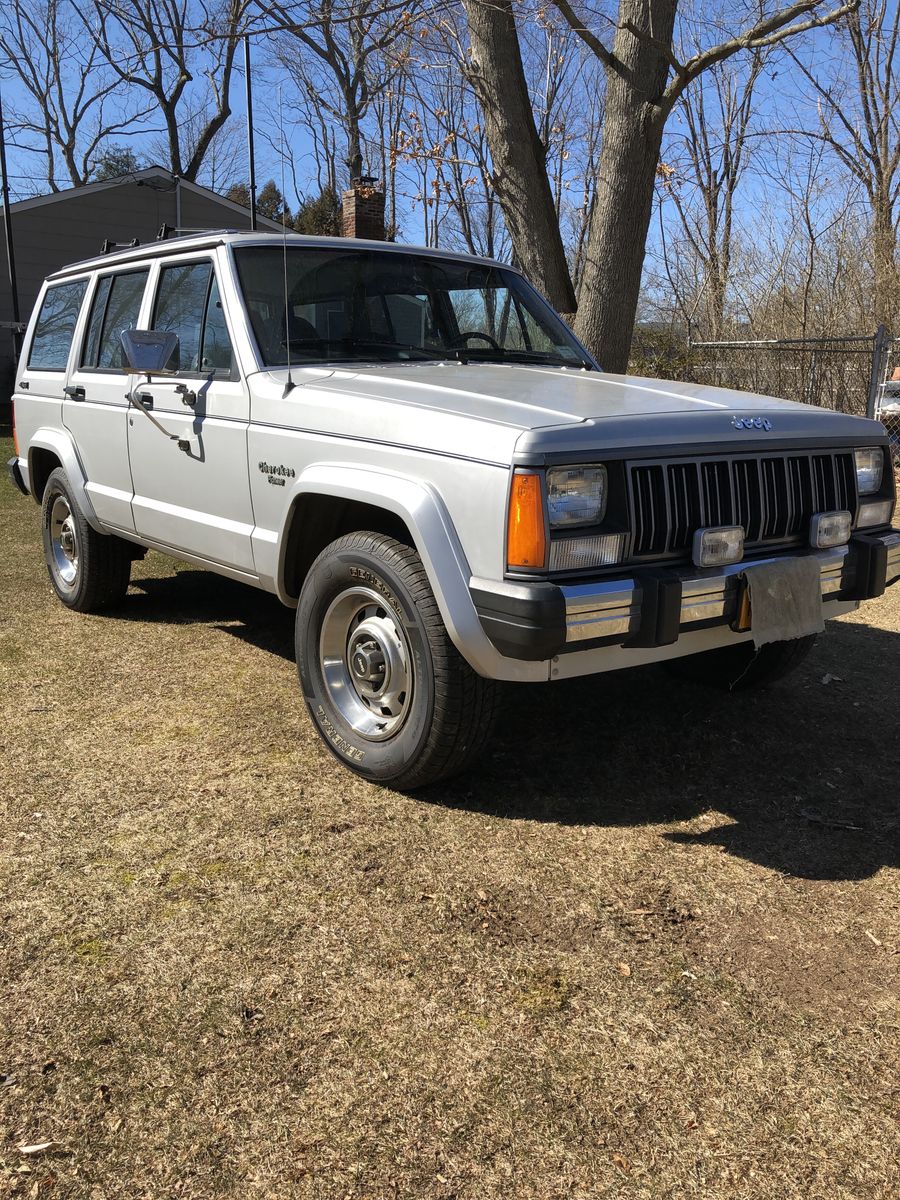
[878,336,900,466]
[689,327,900,468]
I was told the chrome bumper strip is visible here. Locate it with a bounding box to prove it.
[561,535,900,645]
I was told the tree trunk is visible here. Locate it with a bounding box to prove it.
[574,1,677,371]
[462,0,576,314]
[872,188,898,330]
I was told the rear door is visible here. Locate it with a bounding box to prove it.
[63,267,151,531]
[127,254,255,573]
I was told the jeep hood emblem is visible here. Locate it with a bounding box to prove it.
[732,415,773,431]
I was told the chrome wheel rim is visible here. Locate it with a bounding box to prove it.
[319,586,413,741]
[49,494,79,587]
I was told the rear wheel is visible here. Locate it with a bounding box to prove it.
[41,467,132,612]
[665,635,817,691]
[296,532,500,789]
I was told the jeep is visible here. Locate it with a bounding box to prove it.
[8,232,899,787]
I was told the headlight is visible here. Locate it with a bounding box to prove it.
[855,447,884,494]
[546,465,607,527]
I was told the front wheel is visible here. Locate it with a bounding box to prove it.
[296,532,500,789]
[41,467,132,612]
[665,634,818,691]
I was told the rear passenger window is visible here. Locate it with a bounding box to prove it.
[82,270,149,370]
[27,280,88,370]
[153,261,234,376]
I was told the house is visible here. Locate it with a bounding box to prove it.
[0,166,283,418]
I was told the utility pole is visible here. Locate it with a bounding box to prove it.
[0,81,22,358]
[245,35,257,231]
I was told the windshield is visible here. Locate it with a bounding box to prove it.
[233,245,592,369]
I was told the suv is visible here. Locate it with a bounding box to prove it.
[8,232,900,788]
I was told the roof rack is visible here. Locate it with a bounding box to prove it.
[101,237,140,254]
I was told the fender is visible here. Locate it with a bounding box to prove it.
[28,428,105,533]
[276,462,548,683]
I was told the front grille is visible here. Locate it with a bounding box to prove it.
[629,450,856,559]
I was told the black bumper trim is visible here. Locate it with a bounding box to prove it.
[6,456,28,497]
[624,570,683,648]
[471,580,566,661]
[846,532,889,600]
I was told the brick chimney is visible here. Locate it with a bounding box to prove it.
[341,176,385,240]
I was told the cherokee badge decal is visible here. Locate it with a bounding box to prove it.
[258,460,296,486]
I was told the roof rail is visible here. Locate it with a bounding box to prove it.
[157,225,254,241]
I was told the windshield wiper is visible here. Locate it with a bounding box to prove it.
[462,348,593,369]
[337,338,440,361]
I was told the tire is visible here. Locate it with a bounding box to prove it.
[665,634,818,691]
[296,531,500,789]
[41,467,132,612]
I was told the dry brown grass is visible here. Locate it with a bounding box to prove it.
[1,435,899,1199]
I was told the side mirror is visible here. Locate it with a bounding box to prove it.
[120,329,179,375]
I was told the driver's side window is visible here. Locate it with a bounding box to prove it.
[153,261,234,377]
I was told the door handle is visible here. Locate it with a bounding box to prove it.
[64,384,86,401]
[136,392,153,410]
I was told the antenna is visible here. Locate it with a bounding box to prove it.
[279,86,295,398]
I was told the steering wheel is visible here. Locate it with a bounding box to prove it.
[448,330,502,351]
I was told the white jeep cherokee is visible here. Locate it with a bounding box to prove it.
[7,232,900,787]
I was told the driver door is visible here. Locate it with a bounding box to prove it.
[127,256,255,574]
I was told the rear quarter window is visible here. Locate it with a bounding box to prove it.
[27,280,88,370]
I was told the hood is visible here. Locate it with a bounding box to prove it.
[301,362,867,422]
[256,362,882,462]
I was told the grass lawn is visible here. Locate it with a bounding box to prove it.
[1,433,898,1198]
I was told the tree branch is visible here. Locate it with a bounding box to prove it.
[663,0,860,108]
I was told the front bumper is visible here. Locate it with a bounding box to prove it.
[471,530,900,661]
[6,456,29,497]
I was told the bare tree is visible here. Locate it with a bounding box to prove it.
[266,0,412,185]
[662,47,767,339]
[81,0,250,181]
[0,0,150,189]
[784,0,900,327]
[394,24,510,257]
[464,0,858,370]
[461,0,577,313]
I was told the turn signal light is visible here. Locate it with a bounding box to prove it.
[507,472,547,569]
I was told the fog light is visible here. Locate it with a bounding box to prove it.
[692,526,744,568]
[810,510,851,548]
[549,533,624,572]
[856,499,893,528]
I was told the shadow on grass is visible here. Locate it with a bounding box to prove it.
[123,567,898,882]
[124,568,296,659]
